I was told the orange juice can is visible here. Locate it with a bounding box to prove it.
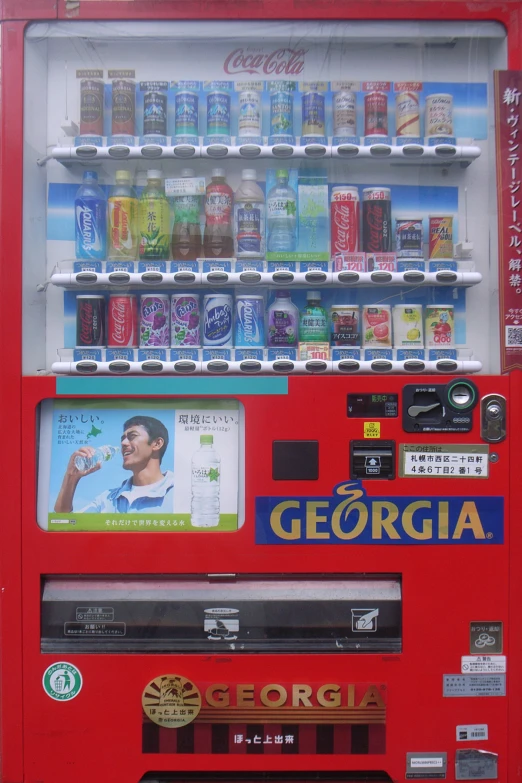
[429,215,453,259]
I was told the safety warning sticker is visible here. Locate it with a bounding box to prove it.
[461,656,506,674]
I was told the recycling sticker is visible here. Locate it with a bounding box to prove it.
[42,662,83,701]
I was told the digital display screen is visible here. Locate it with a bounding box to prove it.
[348,393,399,418]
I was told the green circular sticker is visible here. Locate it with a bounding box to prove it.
[42,662,83,701]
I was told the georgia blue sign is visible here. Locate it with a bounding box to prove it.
[255,481,504,545]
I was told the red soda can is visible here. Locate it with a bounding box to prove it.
[331,187,360,255]
[108,294,138,347]
[362,187,392,253]
[364,91,388,136]
[76,295,106,347]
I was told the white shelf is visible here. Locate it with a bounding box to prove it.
[49,269,482,289]
[46,143,482,168]
[51,359,482,376]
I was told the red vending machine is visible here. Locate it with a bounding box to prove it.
[1,0,521,781]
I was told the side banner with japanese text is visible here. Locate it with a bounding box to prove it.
[37,398,242,531]
[495,70,522,371]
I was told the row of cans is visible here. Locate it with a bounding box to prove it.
[80,79,453,141]
[331,186,454,259]
[332,303,455,348]
[76,293,264,349]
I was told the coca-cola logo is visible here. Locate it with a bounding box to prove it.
[332,203,358,254]
[79,302,96,344]
[365,204,389,253]
[110,299,133,346]
[224,48,307,76]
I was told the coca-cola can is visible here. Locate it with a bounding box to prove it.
[362,187,392,253]
[76,295,106,347]
[331,187,360,256]
[364,92,388,136]
[108,294,138,347]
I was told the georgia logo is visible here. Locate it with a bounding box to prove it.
[142,674,202,728]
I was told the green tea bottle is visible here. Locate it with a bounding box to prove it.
[139,169,170,260]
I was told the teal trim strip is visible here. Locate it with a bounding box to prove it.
[56,376,288,396]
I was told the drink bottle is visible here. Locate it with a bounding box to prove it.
[267,290,299,347]
[299,290,328,341]
[233,169,265,258]
[138,169,170,260]
[266,169,297,252]
[203,168,234,258]
[191,434,221,528]
[171,168,202,260]
[75,170,107,260]
[74,445,120,472]
[108,170,138,260]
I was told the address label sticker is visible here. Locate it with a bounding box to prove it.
[456,724,488,742]
[443,674,506,697]
[461,655,506,674]
[399,445,489,478]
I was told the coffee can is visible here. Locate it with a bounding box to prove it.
[76,295,106,347]
[395,215,424,257]
[80,79,104,137]
[395,91,420,137]
[238,91,262,137]
[108,294,138,347]
[302,91,325,137]
[362,187,392,253]
[207,91,231,137]
[330,305,360,346]
[143,83,168,137]
[111,78,136,136]
[426,93,453,136]
[429,215,454,259]
[203,294,233,346]
[364,91,388,136]
[270,92,294,138]
[175,91,199,138]
[333,91,357,136]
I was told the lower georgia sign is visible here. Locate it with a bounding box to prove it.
[142,675,386,755]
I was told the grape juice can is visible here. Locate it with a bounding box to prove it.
[175,91,199,138]
[76,295,106,347]
[238,91,262,137]
[108,294,138,347]
[395,91,420,137]
[270,92,294,138]
[111,79,136,136]
[207,91,231,137]
[429,215,453,259]
[330,305,360,346]
[425,305,454,347]
[362,187,392,253]
[362,305,392,347]
[80,79,104,137]
[364,92,388,136]
[171,293,200,347]
[331,187,360,255]
[142,82,168,137]
[333,91,357,136]
[301,91,325,137]
[426,94,453,136]
[203,294,233,346]
[395,216,424,257]
[392,304,423,347]
[139,294,170,347]
[235,295,265,347]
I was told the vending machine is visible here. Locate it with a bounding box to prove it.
[1,0,521,781]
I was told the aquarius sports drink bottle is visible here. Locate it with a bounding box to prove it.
[266,169,297,252]
[171,168,203,260]
[75,170,107,260]
[74,445,120,472]
[139,170,170,260]
[191,434,221,527]
[203,169,234,258]
[108,170,138,261]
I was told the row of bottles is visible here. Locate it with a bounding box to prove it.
[75,168,297,261]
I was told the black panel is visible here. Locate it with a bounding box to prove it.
[273,441,319,481]
[350,440,396,480]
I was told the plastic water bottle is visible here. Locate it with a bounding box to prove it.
[191,434,221,528]
[266,168,297,252]
[75,170,107,260]
[74,445,119,472]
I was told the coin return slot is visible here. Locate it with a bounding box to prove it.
[350,440,396,480]
[273,440,319,481]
